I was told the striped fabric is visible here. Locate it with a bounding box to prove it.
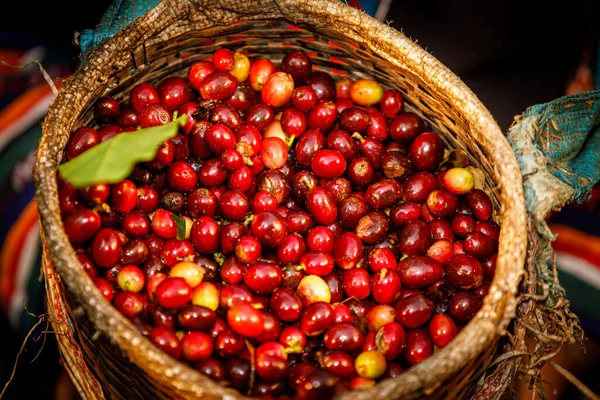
[0,82,57,336]
[548,185,600,337]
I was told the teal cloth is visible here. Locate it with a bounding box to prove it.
[515,91,600,203]
[79,0,161,61]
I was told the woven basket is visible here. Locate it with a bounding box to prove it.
[33,0,528,399]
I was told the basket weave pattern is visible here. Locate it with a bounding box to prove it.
[34,1,527,399]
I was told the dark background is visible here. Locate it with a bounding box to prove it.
[0,1,598,399]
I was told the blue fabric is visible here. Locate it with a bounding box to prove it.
[518,91,600,202]
[79,0,161,61]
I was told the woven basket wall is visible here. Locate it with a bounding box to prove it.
[33,0,527,399]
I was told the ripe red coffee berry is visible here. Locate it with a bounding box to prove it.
[446,254,484,289]
[464,231,496,261]
[157,76,192,111]
[334,232,364,270]
[397,256,444,289]
[409,132,444,171]
[375,322,406,360]
[426,190,459,219]
[94,278,115,302]
[167,161,197,192]
[300,252,335,276]
[281,50,312,85]
[64,209,101,244]
[213,48,234,71]
[212,103,242,132]
[394,292,432,329]
[114,291,145,317]
[249,59,276,91]
[262,72,294,107]
[188,61,215,90]
[80,183,110,204]
[306,187,338,226]
[199,71,238,101]
[139,103,172,128]
[91,228,122,267]
[389,112,424,142]
[260,137,288,169]
[130,82,159,113]
[151,210,177,239]
[227,303,265,338]
[181,332,213,362]
[280,107,307,138]
[149,328,181,359]
[372,268,402,305]
[380,89,404,118]
[404,329,433,366]
[429,314,457,348]
[308,71,336,102]
[465,189,493,221]
[243,261,282,295]
[449,292,482,322]
[94,96,120,124]
[367,248,396,273]
[426,239,454,264]
[250,211,287,247]
[365,179,402,210]
[339,107,369,133]
[205,124,236,155]
[235,235,262,264]
[291,86,317,111]
[190,217,221,254]
[155,277,192,309]
[219,190,250,222]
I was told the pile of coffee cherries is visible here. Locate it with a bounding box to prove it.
[60,46,499,398]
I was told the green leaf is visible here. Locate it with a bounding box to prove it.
[172,213,187,240]
[58,115,187,188]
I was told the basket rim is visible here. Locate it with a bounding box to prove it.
[34,0,528,399]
